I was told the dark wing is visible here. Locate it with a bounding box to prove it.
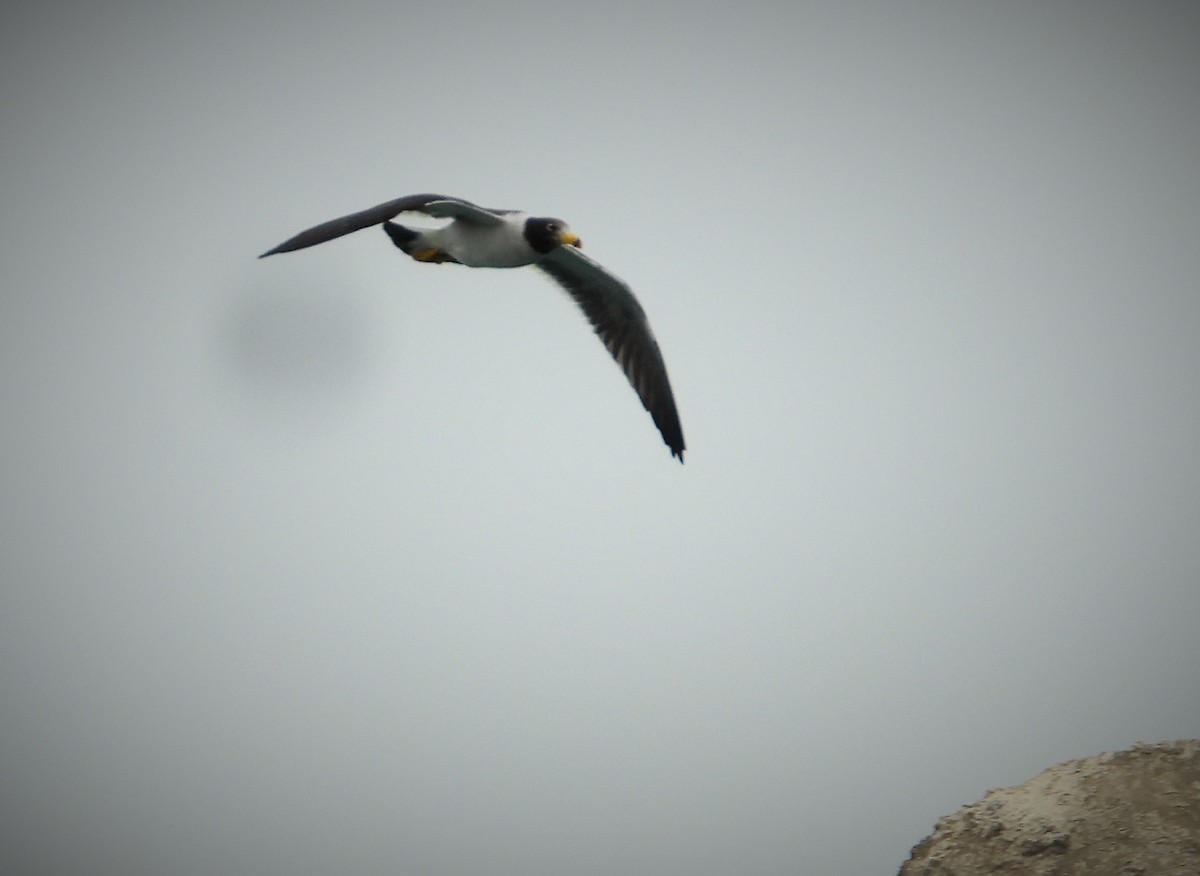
[258,193,494,257]
[421,200,507,226]
[537,246,685,462]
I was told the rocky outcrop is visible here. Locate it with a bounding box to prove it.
[899,739,1200,875]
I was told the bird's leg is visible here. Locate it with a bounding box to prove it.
[382,221,458,263]
[410,248,458,264]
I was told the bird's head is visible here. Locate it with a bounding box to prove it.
[524,216,582,254]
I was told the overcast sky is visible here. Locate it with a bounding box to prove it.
[2,2,1198,874]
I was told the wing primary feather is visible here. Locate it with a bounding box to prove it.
[536,248,685,462]
[258,193,457,257]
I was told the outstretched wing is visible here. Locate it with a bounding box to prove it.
[259,194,499,257]
[421,199,507,226]
[537,246,685,462]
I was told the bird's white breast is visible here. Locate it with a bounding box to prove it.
[433,212,538,268]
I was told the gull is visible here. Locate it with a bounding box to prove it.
[260,193,685,461]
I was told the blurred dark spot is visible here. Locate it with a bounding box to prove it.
[221,282,375,408]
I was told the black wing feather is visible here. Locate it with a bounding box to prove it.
[259,193,458,257]
[537,248,685,462]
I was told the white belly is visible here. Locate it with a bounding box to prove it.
[432,214,538,268]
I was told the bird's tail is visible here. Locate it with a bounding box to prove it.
[383,221,419,254]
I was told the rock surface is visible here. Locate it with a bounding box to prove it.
[899,739,1200,875]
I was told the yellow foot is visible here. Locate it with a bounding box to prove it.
[412,247,455,263]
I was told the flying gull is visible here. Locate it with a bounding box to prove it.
[260,193,685,461]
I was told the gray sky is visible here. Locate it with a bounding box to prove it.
[2,2,1198,874]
